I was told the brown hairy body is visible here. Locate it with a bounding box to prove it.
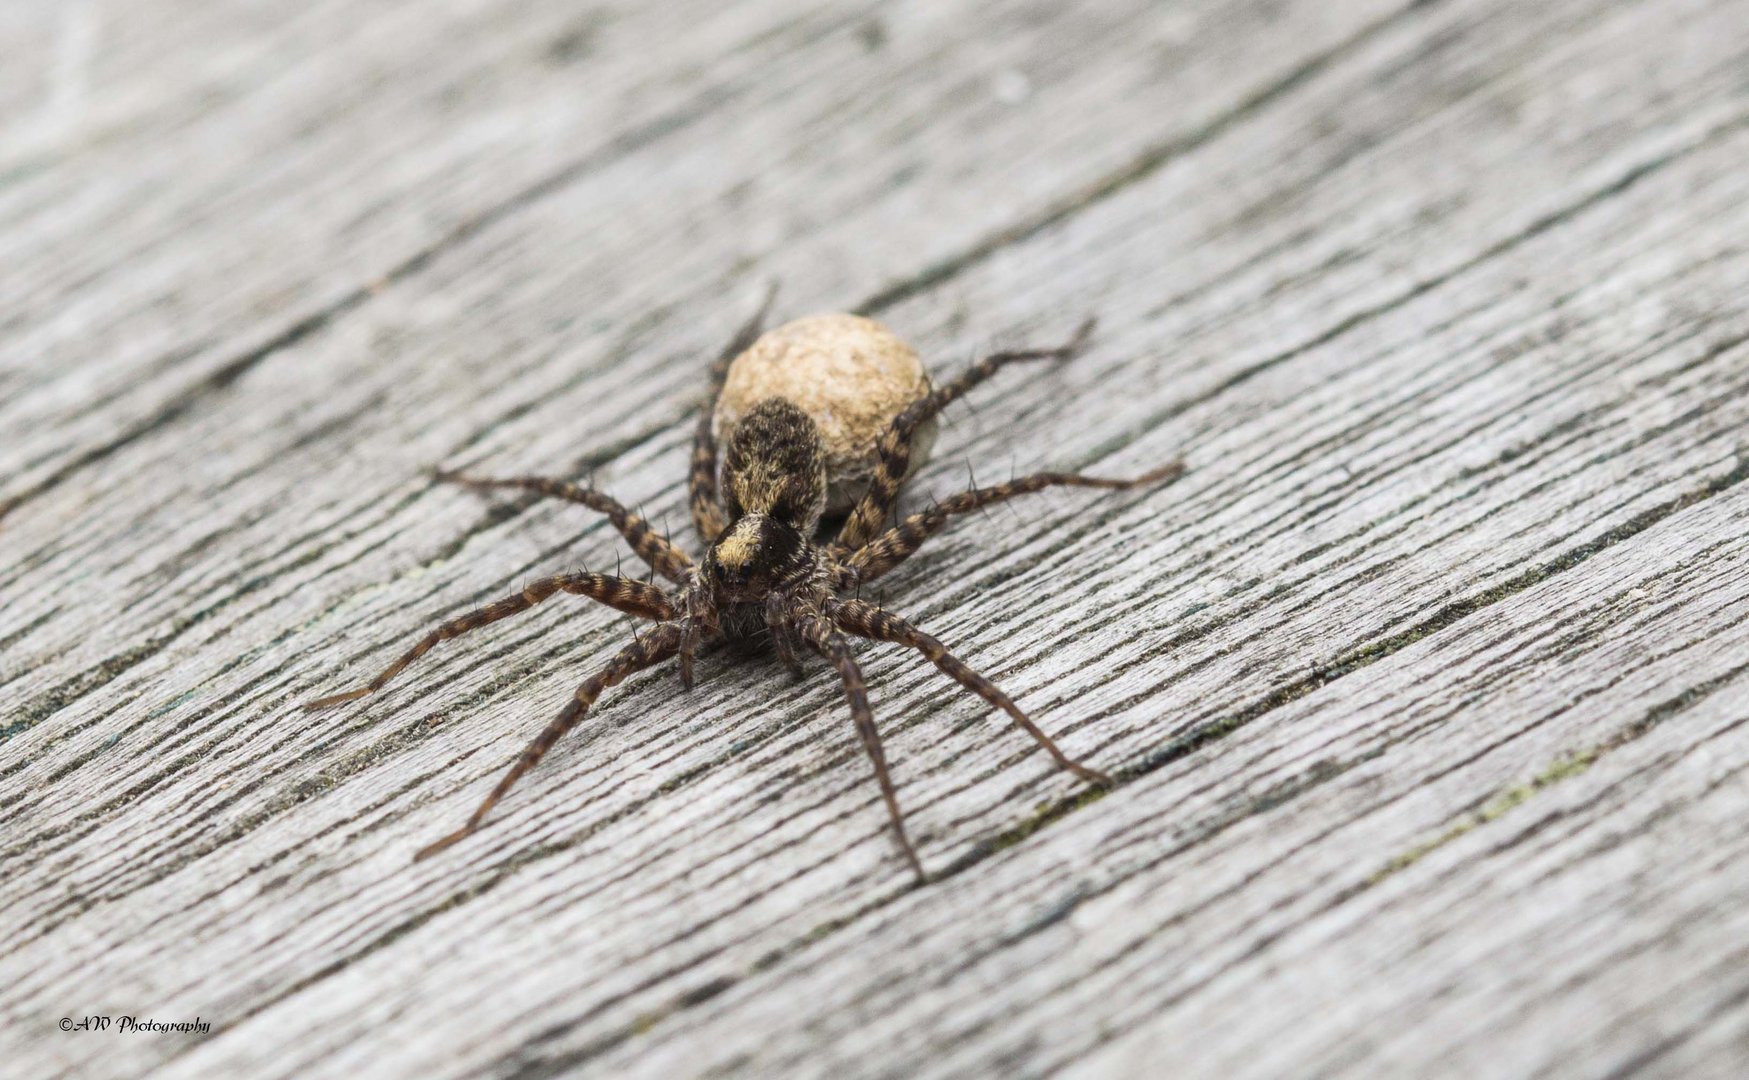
[306,293,1182,882]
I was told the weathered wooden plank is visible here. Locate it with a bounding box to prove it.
[4,0,1749,1076]
[0,0,1405,519]
[603,483,1749,1079]
[0,0,829,511]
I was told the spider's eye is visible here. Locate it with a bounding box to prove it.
[707,515,801,599]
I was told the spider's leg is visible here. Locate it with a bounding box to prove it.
[304,573,675,711]
[415,621,684,860]
[829,598,1112,787]
[835,317,1097,549]
[437,473,693,584]
[846,463,1182,583]
[797,614,925,883]
[691,283,780,544]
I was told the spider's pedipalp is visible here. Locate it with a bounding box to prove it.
[437,472,694,583]
[676,593,708,691]
[414,620,686,861]
[304,572,675,712]
[797,614,925,883]
[836,318,1099,549]
[765,592,807,680]
[829,598,1112,787]
[845,462,1183,582]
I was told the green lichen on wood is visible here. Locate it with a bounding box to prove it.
[1366,746,1601,887]
[976,784,1113,859]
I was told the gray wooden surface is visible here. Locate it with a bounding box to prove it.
[4,1,1748,1077]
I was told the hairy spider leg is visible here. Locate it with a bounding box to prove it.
[691,283,781,544]
[845,464,1184,582]
[835,316,1098,550]
[437,473,694,583]
[797,615,925,883]
[829,598,1112,786]
[303,573,675,711]
[414,621,687,860]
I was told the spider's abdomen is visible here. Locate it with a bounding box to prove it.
[713,313,936,514]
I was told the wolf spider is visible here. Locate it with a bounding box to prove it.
[306,298,1182,881]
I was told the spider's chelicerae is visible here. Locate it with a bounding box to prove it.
[307,298,1182,880]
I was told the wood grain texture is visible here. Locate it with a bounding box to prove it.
[3,0,1747,1077]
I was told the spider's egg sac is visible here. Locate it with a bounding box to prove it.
[713,313,937,515]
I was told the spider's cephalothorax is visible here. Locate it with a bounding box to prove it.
[305,296,1183,882]
[711,397,825,594]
